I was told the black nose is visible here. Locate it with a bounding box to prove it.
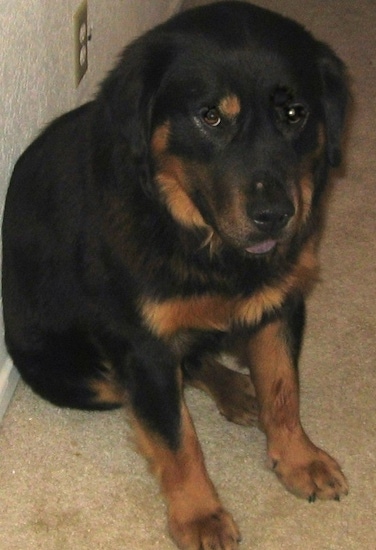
[251,201,295,233]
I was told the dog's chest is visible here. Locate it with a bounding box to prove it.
[139,242,318,338]
[140,285,284,337]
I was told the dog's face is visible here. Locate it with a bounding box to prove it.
[151,49,322,255]
[104,2,348,257]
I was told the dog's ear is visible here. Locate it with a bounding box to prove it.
[98,33,172,195]
[317,45,349,167]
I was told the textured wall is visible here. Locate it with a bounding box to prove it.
[0,0,181,412]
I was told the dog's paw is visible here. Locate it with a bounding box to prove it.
[169,508,241,550]
[218,381,259,427]
[269,439,349,501]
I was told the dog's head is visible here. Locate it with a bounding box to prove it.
[100,1,348,256]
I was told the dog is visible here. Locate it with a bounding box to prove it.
[2,2,349,548]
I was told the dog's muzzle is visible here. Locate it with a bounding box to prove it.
[245,179,295,254]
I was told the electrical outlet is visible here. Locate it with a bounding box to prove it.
[74,1,88,87]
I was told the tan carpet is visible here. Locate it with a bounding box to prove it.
[1,1,375,548]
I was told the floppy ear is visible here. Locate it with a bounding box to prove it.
[98,33,173,195]
[317,45,349,167]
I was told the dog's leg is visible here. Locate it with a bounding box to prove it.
[184,357,258,426]
[247,305,349,502]
[129,367,241,549]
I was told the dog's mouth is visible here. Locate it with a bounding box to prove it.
[245,239,278,255]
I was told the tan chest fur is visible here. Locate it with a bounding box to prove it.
[140,242,318,338]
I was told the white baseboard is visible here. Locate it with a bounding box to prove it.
[0,357,20,422]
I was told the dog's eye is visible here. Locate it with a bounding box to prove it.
[202,108,221,127]
[285,103,308,125]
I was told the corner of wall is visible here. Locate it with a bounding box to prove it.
[0,359,20,423]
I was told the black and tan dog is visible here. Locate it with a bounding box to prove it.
[2,2,349,548]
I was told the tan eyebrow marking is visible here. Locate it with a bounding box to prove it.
[218,94,241,118]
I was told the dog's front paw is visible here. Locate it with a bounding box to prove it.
[269,434,349,501]
[169,507,241,550]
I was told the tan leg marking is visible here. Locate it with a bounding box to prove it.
[89,378,126,407]
[247,320,348,501]
[186,357,258,426]
[132,400,241,549]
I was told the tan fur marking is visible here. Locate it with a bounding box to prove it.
[219,94,241,118]
[291,123,326,230]
[187,357,258,426]
[217,187,252,245]
[130,401,240,546]
[247,318,348,500]
[141,241,318,338]
[248,320,299,433]
[156,167,207,228]
[299,174,314,224]
[141,294,233,335]
[89,378,126,406]
[132,403,220,512]
[151,121,171,155]
[290,172,314,233]
[151,123,207,229]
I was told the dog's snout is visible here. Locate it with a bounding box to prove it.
[249,180,295,234]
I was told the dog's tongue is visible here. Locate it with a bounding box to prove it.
[246,240,277,255]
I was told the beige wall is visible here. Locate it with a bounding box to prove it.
[0,0,182,418]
